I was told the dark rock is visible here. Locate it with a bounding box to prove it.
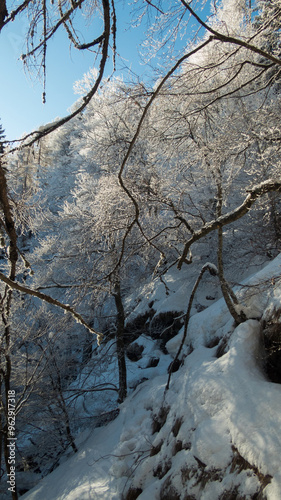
[126,343,144,362]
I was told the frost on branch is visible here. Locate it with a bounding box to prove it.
[0,271,104,344]
[203,262,218,276]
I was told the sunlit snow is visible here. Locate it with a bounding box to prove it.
[22,254,281,500]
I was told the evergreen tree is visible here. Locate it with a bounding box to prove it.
[0,121,5,154]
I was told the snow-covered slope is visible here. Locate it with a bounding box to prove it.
[22,255,281,499]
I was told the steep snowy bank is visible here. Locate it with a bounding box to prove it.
[23,255,281,499]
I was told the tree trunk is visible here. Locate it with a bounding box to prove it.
[166,262,218,391]
[0,160,18,500]
[82,330,93,366]
[215,170,243,325]
[217,225,242,324]
[113,281,127,403]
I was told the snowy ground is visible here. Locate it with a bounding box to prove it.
[22,255,281,499]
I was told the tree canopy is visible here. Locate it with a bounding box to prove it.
[1,1,281,498]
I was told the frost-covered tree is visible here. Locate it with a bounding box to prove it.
[34,169,149,403]
[108,0,281,322]
[2,0,281,496]
[254,0,281,56]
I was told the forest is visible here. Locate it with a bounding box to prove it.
[1,0,281,498]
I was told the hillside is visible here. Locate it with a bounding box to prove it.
[21,254,281,500]
[2,2,281,499]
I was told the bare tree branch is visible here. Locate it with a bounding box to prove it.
[5,0,111,150]
[22,0,86,59]
[178,179,281,270]
[144,0,164,15]
[180,0,281,67]
[0,0,7,32]
[0,271,104,343]
[115,36,214,264]
[2,0,32,26]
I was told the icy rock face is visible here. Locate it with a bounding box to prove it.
[262,300,281,384]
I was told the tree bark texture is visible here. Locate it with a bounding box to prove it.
[113,281,127,403]
[0,0,7,32]
[0,160,18,499]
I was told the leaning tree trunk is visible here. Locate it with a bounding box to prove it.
[215,168,244,325]
[217,224,243,324]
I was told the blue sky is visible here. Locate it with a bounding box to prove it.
[0,5,147,140]
[0,2,210,141]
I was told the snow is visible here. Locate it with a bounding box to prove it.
[22,419,122,500]
[22,254,281,500]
